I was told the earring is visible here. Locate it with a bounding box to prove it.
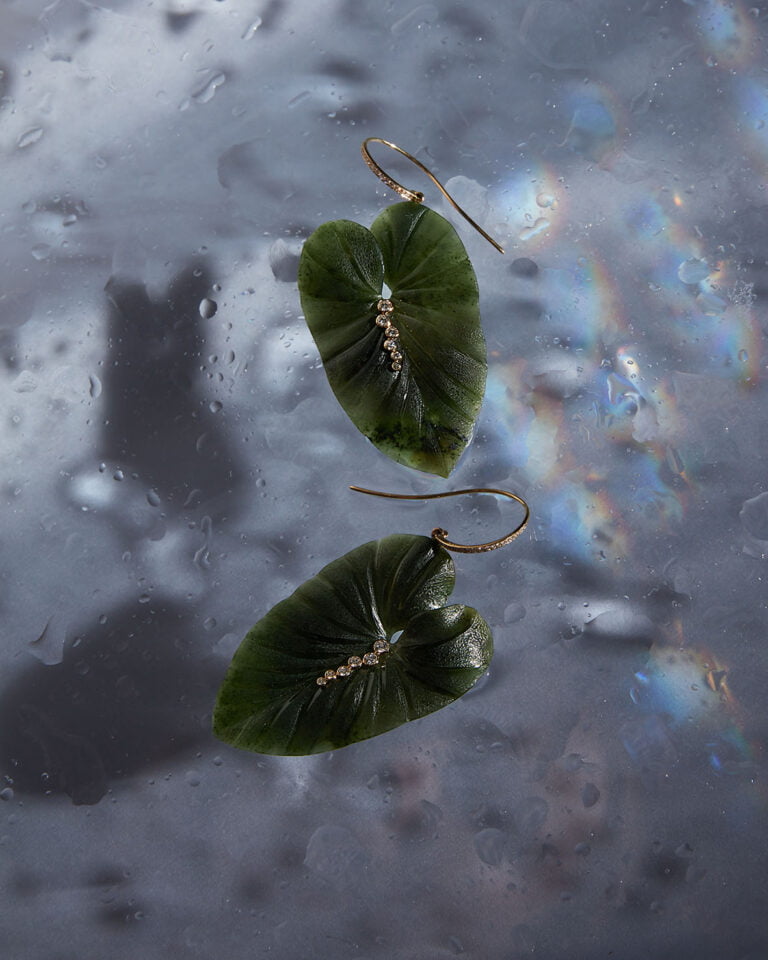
[213,486,528,756]
[298,138,504,480]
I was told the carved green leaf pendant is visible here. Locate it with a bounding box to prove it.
[298,202,487,478]
[213,535,493,755]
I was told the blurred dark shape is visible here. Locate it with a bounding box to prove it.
[0,599,220,804]
[165,11,199,33]
[316,58,370,82]
[258,0,286,30]
[510,297,543,323]
[510,256,539,278]
[0,261,249,803]
[0,61,11,102]
[103,261,240,509]
[217,140,270,191]
[0,288,36,369]
[444,5,492,38]
[519,0,596,70]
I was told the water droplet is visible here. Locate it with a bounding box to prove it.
[563,753,586,772]
[199,298,217,319]
[0,786,14,801]
[696,290,727,315]
[204,616,217,630]
[269,239,301,282]
[677,257,709,284]
[574,841,591,856]
[740,491,768,543]
[31,243,51,261]
[88,374,102,398]
[504,601,526,624]
[185,769,201,787]
[241,16,262,39]
[98,614,107,624]
[304,825,367,885]
[146,489,161,507]
[474,828,506,866]
[113,469,124,482]
[208,400,223,414]
[138,593,150,604]
[17,127,44,149]
[192,71,226,104]
[581,782,601,808]
[536,192,555,208]
[519,217,550,241]
[11,370,37,394]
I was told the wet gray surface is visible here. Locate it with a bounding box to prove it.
[1,1,767,957]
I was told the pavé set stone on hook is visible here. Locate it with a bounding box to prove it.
[316,638,391,687]
[375,299,403,372]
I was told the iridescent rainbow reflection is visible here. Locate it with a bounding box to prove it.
[736,76,768,164]
[536,254,627,347]
[628,636,758,778]
[616,191,761,385]
[694,0,757,68]
[487,352,689,566]
[557,80,626,161]
[490,164,564,250]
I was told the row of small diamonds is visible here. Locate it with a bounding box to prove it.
[360,153,415,201]
[375,299,403,372]
[316,638,391,687]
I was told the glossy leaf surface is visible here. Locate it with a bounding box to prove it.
[213,535,493,755]
[298,202,486,477]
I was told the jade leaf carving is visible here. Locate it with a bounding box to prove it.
[213,535,493,755]
[298,202,487,478]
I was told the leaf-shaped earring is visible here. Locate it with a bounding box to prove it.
[298,138,504,479]
[213,486,528,756]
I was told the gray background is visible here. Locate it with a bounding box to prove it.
[1,0,767,958]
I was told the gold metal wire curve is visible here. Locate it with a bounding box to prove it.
[360,137,505,255]
[349,485,529,554]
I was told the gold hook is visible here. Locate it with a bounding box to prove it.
[349,485,529,554]
[360,137,505,255]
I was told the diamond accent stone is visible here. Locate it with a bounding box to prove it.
[316,676,328,686]
[383,339,396,351]
[336,664,352,677]
[348,656,363,668]
[324,669,337,680]
[375,315,390,327]
[362,652,379,666]
[372,639,390,654]
[391,361,402,372]
[386,326,399,338]
[377,299,394,313]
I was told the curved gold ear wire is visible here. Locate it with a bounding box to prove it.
[361,137,505,255]
[349,485,529,554]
